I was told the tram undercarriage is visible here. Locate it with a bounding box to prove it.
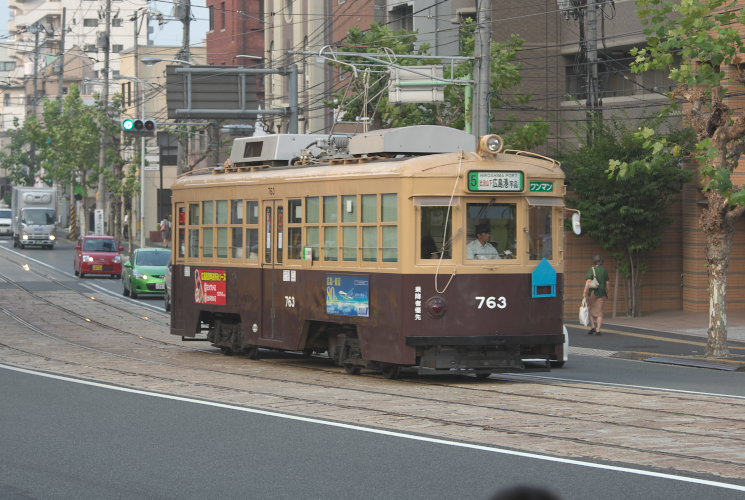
[203,314,559,379]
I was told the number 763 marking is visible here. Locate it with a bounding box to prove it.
[475,296,507,309]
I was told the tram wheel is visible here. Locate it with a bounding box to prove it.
[344,364,361,375]
[302,348,313,358]
[380,364,401,380]
[220,346,234,356]
[475,372,492,379]
[550,361,565,368]
[246,345,260,360]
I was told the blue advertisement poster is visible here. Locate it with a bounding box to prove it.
[326,274,370,317]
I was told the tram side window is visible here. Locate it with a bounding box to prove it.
[177,206,186,258]
[189,229,199,258]
[246,200,259,260]
[188,203,200,258]
[306,196,320,261]
[528,205,553,260]
[202,201,214,258]
[216,200,229,258]
[287,199,303,260]
[381,193,398,262]
[466,202,516,260]
[361,194,377,262]
[203,228,214,258]
[323,196,338,261]
[342,195,357,261]
[420,206,452,259]
[231,200,243,258]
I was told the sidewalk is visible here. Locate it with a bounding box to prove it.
[603,309,745,343]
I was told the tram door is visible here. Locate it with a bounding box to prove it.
[260,200,285,341]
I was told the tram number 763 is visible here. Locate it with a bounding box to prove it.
[475,296,507,309]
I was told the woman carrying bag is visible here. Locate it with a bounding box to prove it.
[583,254,610,335]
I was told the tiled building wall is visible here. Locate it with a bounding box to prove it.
[563,180,745,318]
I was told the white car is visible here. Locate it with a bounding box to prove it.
[0,208,11,236]
[163,263,172,312]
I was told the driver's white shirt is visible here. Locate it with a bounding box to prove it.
[466,239,501,259]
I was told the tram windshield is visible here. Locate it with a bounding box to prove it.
[420,206,452,259]
[465,201,516,260]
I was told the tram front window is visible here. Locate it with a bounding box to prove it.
[420,206,452,259]
[465,202,516,260]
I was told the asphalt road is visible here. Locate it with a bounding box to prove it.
[2,365,744,500]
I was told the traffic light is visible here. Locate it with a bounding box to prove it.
[121,118,156,135]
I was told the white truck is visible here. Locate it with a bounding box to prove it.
[11,186,58,249]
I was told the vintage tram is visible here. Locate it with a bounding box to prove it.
[169,125,570,378]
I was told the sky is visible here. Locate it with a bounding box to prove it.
[0,0,209,47]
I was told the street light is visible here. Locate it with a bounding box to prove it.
[141,57,196,66]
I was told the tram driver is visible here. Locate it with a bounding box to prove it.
[466,223,501,260]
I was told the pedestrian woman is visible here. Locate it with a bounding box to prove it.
[584,254,610,335]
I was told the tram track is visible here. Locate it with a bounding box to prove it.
[2,260,745,481]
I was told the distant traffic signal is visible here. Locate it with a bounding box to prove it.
[121,118,156,135]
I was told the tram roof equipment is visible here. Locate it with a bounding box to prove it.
[228,125,477,168]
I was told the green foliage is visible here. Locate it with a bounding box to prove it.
[0,115,47,186]
[564,122,693,278]
[328,21,549,148]
[0,85,127,200]
[631,0,745,205]
[38,85,103,190]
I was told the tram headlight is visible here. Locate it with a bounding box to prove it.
[425,296,447,319]
[478,134,504,155]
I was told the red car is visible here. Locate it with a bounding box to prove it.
[74,235,124,279]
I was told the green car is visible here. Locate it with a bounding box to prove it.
[122,247,172,299]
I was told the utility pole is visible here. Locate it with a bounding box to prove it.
[585,0,602,141]
[58,8,67,99]
[176,0,192,175]
[132,8,146,249]
[97,0,112,234]
[31,24,42,117]
[473,0,492,137]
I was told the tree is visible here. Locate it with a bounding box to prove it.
[564,121,693,316]
[329,21,549,149]
[0,115,47,187]
[628,0,745,356]
[40,85,112,237]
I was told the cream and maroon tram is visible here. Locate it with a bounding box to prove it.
[169,125,569,378]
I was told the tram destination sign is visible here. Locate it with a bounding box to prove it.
[467,170,524,192]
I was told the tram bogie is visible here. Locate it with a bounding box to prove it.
[170,125,571,379]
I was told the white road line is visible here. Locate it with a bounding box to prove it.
[2,363,744,492]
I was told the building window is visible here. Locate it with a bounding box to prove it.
[84,45,97,53]
[389,3,413,32]
[564,48,676,101]
[220,2,226,30]
[112,18,123,27]
[208,6,214,31]
[83,18,98,27]
[111,45,123,53]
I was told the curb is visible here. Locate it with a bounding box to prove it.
[612,350,745,371]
